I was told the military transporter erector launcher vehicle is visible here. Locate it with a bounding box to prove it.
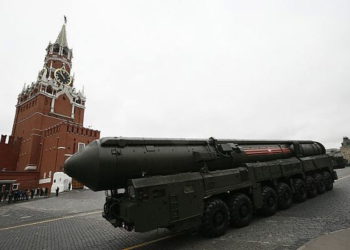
[64,137,343,237]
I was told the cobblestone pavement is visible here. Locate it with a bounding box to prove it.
[1,168,350,250]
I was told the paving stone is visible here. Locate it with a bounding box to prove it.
[0,168,350,249]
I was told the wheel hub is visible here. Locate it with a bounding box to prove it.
[214,211,224,226]
[268,197,275,206]
[284,192,290,200]
[240,204,248,217]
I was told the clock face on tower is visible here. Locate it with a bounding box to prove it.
[54,68,71,85]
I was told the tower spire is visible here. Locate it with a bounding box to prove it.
[55,17,68,48]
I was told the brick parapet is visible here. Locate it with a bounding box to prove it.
[0,135,22,145]
[43,122,100,138]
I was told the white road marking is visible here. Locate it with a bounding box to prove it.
[337,173,350,181]
[246,240,271,244]
[20,216,32,219]
[0,210,100,231]
[123,234,179,250]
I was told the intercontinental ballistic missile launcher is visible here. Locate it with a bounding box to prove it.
[64,137,341,237]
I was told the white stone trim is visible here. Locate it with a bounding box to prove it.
[50,97,55,112]
[39,177,51,184]
[24,165,37,170]
[17,79,86,108]
[14,112,70,125]
[49,112,73,120]
[31,133,42,137]
[56,86,74,102]
[78,142,85,152]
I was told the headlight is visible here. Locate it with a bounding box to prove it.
[128,185,136,199]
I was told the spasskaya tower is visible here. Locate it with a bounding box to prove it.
[1,19,100,192]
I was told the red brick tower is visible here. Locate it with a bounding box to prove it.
[1,20,100,191]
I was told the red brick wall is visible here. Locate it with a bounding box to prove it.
[0,171,39,190]
[14,111,66,172]
[0,135,21,171]
[54,94,72,117]
[39,123,100,188]
[12,92,85,171]
[74,107,84,125]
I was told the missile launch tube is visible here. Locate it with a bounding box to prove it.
[64,137,325,191]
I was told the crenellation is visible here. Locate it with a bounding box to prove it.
[0,135,22,146]
[1,135,6,144]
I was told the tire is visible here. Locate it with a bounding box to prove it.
[305,175,318,198]
[227,193,253,228]
[276,182,293,210]
[322,171,333,191]
[293,178,307,202]
[259,186,278,216]
[200,198,230,237]
[313,173,326,194]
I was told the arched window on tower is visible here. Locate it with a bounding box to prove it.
[46,85,53,94]
[53,44,60,53]
[63,47,69,56]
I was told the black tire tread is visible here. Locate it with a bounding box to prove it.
[259,186,278,216]
[227,193,253,228]
[276,182,293,209]
[322,171,333,191]
[305,175,318,198]
[313,173,326,194]
[200,199,230,238]
[293,178,307,203]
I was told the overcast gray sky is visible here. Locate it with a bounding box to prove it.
[1,0,349,148]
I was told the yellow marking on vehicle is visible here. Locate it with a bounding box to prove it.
[0,210,100,231]
[123,234,179,250]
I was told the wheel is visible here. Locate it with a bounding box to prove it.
[305,175,318,198]
[293,178,307,202]
[200,198,230,237]
[259,186,278,216]
[276,182,293,209]
[313,173,326,194]
[227,193,253,228]
[322,171,333,191]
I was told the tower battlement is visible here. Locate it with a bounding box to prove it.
[0,135,22,145]
[42,122,99,138]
